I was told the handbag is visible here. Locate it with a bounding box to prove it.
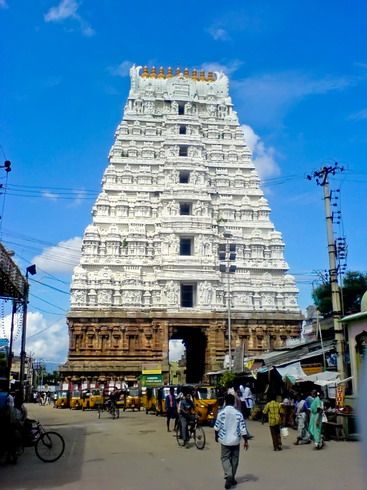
[280,427,289,438]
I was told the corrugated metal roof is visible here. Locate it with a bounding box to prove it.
[0,242,26,300]
[244,339,336,369]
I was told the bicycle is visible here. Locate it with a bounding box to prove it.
[176,415,206,449]
[18,419,65,463]
[97,400,119,419]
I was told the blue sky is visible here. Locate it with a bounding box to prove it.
[1,0,366,364]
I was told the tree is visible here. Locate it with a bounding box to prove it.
[312,271,367,317]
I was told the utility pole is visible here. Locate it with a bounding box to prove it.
[307,163,346,379]
[19,264,36,394]
[219,231,237,372]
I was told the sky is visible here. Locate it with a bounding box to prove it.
[1,0,366,367]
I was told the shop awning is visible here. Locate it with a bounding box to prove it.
[275,362,307,383]
[306,370,340,386]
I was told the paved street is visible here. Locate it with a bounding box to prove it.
[0,404,364,490]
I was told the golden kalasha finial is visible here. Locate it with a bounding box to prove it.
[184,67,189,78]
[141,66,149,78]
[191,69,198,80]
[150,66,157,78]
[199,70,206,81]
[167,67,173,78]
[158,66,165,78]
[175,67,181,76]
[207,71,214,81]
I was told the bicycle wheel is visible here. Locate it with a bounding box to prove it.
[194,426,206,450]
[176,423,185,447]
[35,431,65,463]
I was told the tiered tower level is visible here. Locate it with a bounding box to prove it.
[63,66,302,383]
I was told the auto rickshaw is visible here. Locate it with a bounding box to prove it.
[81,388,104,410]
[70,390,82,409]
[122,387,141,411]
[193,386,219,426]
[54,390,71,409]
[143,387,158,414]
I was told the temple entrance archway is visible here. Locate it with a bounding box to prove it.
[169,327,207,384]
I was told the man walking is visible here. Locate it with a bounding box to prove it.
[262,392,284,451]
[214,393,249,489]
[165,387,177,432]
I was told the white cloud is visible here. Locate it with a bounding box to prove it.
[42,191,59,201]
[32,236,82,274]
[3,311,68,364]
[208,26,229,41]
[242,124,280,179]
[233,71,353,126]
[201,60,242,76]
[349,108,367,121]
[44,0,95,37]
[169,340,185,362]
[44,0,79,22]
[110,60,133,78]
[69,189,88,207]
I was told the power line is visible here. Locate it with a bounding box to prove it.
[29,293,67,312]
[29,277,70,295]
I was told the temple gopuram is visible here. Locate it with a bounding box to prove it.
[60,66,302,384]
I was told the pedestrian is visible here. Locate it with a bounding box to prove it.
[227,386,242,411]
[262,392,284,451]
[238,384,247,418]
[294,394,310,445]
[308,391,325,449]
[214,393,249,489]
[243,383,254,418]
[165,387,177,432]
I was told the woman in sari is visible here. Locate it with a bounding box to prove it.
[308,392,324,449]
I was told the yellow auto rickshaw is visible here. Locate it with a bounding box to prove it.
[122,387,141,411]
[70,390,82,410]
[143,387,158,414]
[54,390,71,409]
[81,388,104,410]
[194,386,219,426]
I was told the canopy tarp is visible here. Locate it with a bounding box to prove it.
[275,362,307,383]
[306,371,340,386]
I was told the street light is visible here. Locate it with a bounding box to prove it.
[219,231,236,371]
[19,264,36,393]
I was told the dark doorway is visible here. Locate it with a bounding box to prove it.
[170,327,207,383]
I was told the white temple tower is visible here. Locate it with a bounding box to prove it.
[62,66,302,384]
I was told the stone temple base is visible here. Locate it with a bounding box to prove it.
[60,308,302,384]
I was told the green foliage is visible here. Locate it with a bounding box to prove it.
[312,282,332,316]
[342,271,367,313]
[312,271,367,316]
[219,371,236,388]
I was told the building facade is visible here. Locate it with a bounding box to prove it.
[61,66,302,383]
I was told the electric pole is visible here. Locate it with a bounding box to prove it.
[307,163,346,379]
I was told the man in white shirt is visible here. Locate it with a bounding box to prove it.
[214,393,249,489]
[243,383,254,417]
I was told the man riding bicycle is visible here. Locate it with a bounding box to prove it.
[109,387,120,416]
[179,393,196,444]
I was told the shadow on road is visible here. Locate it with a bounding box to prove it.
[238,473,259,483]
[0,425,86,489]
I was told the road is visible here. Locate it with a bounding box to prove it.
[0,404,364,490]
